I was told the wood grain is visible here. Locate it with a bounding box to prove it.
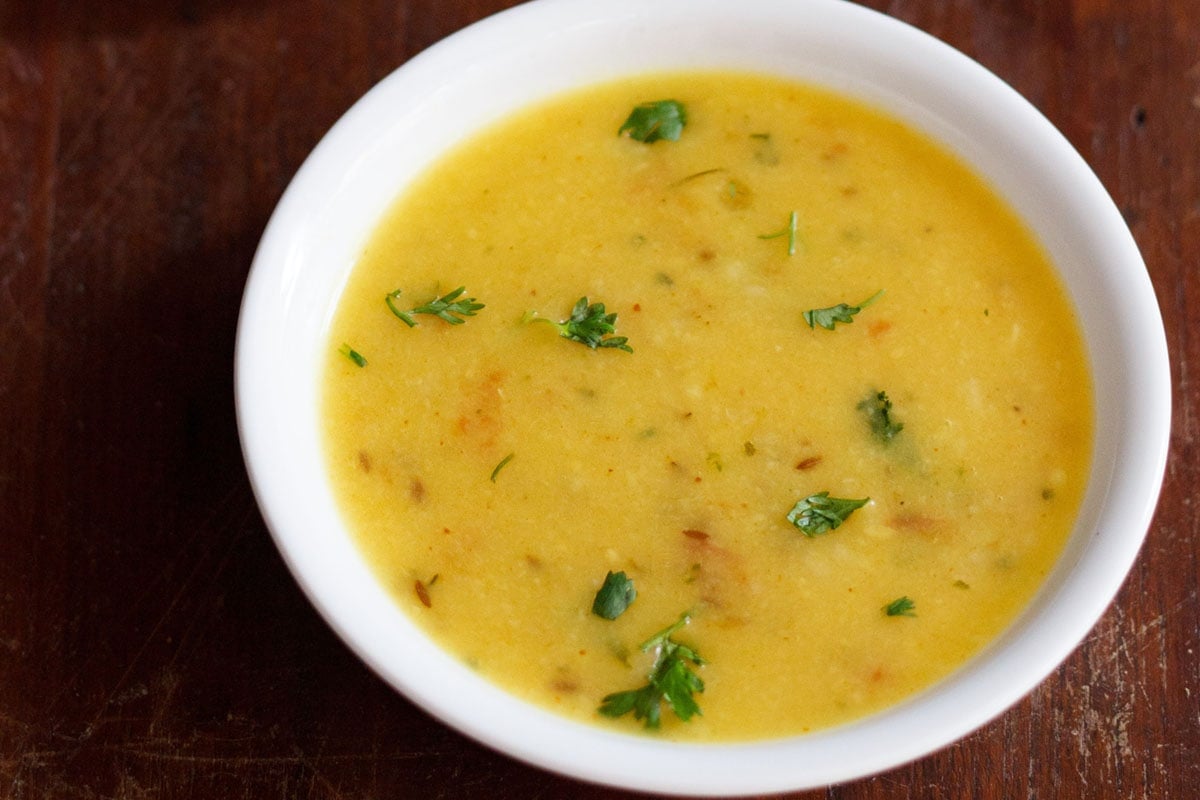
[1,1,1196,797]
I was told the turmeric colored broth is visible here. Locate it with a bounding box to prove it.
[322,72,1093,740]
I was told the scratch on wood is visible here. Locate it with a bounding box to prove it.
[294,743,349,800]
[107,748,439,765]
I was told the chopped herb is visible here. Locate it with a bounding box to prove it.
[858,390,904,443]
[338,343,367,367]
[525,297,633,352]
[489,452,515,482]
[786,492,869,537]
[706,452,723,472]
[722,179,752,209]
[743,441,757,456]
[592,571,637,620]
[619,99,687,143]
[673,167,725,186]
[607,638,633,666]
[953,579,971,590]
[386,286,484,327]
[884,596,917,617]
[758,210,799,256]
[802,289,884,330]
[598,613,704,729]
[750,132,780,165]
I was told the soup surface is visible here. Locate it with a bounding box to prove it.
[322,72,1093,740]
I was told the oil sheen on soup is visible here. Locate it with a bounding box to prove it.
[322,72,1094,740]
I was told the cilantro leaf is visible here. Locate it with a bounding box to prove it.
[802,289,884,330]
[592,571,637,620]
[526,297,633,352]
[884,596,917,617]
[598,613,705,729]
[652,651,704,722]
[786,492,869,537]
[858,390,904,443]
[597,684,662,728]
[619,100,687,143]
[386,286,484,327]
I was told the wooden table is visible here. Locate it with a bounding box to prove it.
[2,1,1196,797]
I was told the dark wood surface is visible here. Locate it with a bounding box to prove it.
[2,1,1196,797]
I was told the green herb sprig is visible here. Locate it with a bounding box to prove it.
[786,492,870,537]
[599,613,704,729]
[759,210,800,256]
[526,297,632,352]
[803,289,884,331]
[386,286,484,327]
[619,100,687,143]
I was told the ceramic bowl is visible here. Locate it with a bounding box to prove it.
[235,0,1171,793]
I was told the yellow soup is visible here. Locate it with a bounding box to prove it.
[322,72,1093,740]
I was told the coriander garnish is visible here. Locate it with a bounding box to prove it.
[785,492,869,537]
[758,210,800,256]
[859,390,904,443]
[884,596,917,617]
[592,571,637,620]
[672,167,725,186]
[337,343,367,367]
[386,286,484,327]
[489,452,515,483]
[598,613,704,729]
[802,289,884,331]
[619,99,687,143]
[525,297,632,352]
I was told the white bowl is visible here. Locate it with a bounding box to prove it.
[235,0,1171,794]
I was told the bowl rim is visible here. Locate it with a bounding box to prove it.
[234,0,1172,794]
